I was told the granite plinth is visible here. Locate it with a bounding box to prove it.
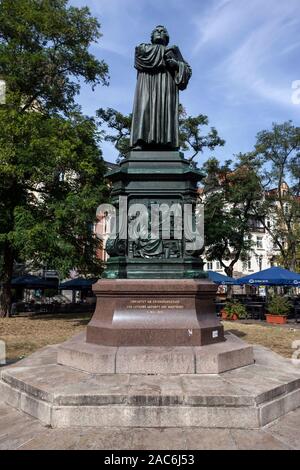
[1,341,300,429]
[57,332,253,375]
[88,278,224,347]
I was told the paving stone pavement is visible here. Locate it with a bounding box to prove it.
[0,401,299,450]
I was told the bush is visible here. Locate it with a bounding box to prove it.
[223,300,247,320]
[267,295,291,316]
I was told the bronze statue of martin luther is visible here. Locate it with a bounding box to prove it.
[130,25,192,151]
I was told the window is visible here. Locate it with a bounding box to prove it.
[249,218,265,233]
[284,203,289,215]
[243,258,252,271]
[256,236,263,249]
[216,261,221,270]
[206,261,213,270]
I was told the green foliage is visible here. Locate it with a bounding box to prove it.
[0,109,108,278]
[223,300,247,320]
[96,104,225,161]
[0,0,109,114]
[253,121,300,271]
[178,106,225,160]
[203,121,300,275]
[267,295,292,316]
[97,107,132,158]
[203,154,263,277]
[0,0,109,315]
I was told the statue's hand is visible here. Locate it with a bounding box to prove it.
[165,57,179,71]
[165,45,185,65]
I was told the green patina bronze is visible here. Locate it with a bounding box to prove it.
[103,27,207,280]
[103,151,207,279]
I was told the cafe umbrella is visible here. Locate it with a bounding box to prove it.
[236,267,300,286]
[207,271,237,285]
[236,266,300,308]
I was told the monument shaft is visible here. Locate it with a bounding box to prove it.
[90,25,224,347]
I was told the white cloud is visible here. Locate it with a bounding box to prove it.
[70,0,140,57]
[192,0,300,107]
[192,0,245,52]
[68,0,300,162]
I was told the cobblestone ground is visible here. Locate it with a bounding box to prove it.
[0,402,299,450]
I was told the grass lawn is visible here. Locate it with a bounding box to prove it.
[1,313,300,362]
[0,313,91,361]
[224,321,300,358]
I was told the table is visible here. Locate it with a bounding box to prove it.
[245,303,265,321]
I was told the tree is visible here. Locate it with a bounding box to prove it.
[0,0,109,316]
[253,122,300,271]
[11,112,109,273]
[275,226,300,272]
[0,0,108,115]
[178,106,225,161]
[0,105,109,318]
[202,154,263,277]
[97,105,225,161]
[97,107,132,159]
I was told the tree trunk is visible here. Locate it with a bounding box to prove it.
[288,242,297,272]
[224,266,234,277]
[224,265,234,299]
[0,242,14,318]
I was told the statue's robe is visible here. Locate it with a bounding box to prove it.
[130,44,191,149]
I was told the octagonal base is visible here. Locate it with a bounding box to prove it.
[1,340,300,429]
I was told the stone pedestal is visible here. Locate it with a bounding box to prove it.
[2,340,300,429]
[57,277,253,377]
[103,151,206,280]
[57,332,253,375]
[87,278,224,347]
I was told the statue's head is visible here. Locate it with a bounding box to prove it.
[151,25,169,46]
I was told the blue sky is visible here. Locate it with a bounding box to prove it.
[70,0,300,164]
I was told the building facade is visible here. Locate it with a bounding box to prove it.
[203,220,279,277]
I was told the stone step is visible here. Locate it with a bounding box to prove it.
[1,366,300,428]
[57,332,254,374]
[1,341,300,429]
[1,400,298,450]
